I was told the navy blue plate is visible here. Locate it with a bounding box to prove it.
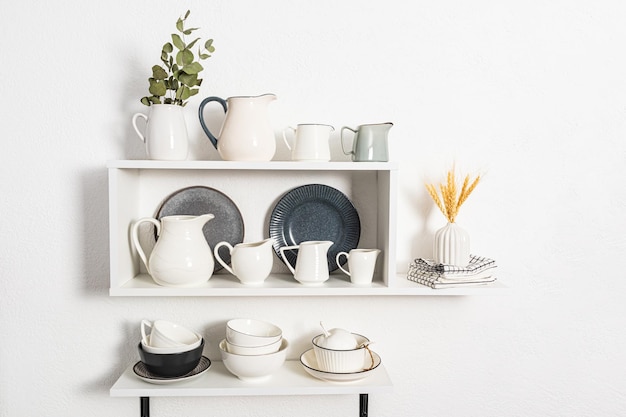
[269,184,360,272]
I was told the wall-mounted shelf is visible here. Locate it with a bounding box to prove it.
[109,272,508,296]
[111,359,393,417]
[108,160,504,296]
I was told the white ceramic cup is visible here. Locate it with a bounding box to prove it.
[282,124,334,161]
[141,319,199,348]
[335,249,381,286]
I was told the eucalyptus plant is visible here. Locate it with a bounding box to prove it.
[141,10,215,107]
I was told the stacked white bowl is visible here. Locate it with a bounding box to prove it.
[219,318,287,381]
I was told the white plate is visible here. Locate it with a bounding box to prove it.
[133,356,211,385]
[299,348,381,382]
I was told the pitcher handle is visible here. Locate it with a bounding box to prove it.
[214,241,235,276]
[282,126,296,151]
[131,217,161,275]
[340,126,356,156]
[131,113,148,143]
[279,245,299,276]
[335,252,351,276]
[198,96,228,150]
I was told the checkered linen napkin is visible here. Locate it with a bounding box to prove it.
[407,255,497,289]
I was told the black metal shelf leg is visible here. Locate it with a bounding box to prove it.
[140,397,150,417]
[360,393,368,417]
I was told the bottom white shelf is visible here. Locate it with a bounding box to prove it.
[110,360,392,397]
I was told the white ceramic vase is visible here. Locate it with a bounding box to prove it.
[433,222,470,267]
[132,104,189,160]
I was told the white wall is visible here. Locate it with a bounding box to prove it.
[1,1,625,416]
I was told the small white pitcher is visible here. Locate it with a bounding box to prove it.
[279,241,333,286]
[132,104,189,160]
[282,124,334,161]
[214,238,275,286]
[336,249,381,286]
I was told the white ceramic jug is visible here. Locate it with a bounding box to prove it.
[131,214,215,287]
[279,240,333,286]
[336,249,381,286]
[198,93,277,161]
[282,124,334,161]
[213,238,275,286]
[132,104,189,160]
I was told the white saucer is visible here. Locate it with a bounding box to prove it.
[299,348,381,382]
[133,356,211,385]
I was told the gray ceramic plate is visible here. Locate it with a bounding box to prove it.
[269,184,360,272]
[156,186,244,272]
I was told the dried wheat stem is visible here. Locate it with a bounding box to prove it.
[457,175,480,210]
[425,184,446,216]
[425,167,480,224]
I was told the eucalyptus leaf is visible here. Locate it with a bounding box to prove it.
[151,65,168,80]
[178,72,198,86]
[187,38,200,49]
[172,33,185,50]
[149,79,167,96]
[162,43,173,53]
[176,49,194,66]
[184,10,190,19]
[176,85,191,100]
[182,62,203,75]
[176,18,184,32]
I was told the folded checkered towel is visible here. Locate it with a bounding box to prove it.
[408,255,496,277]
[407,255,497,289]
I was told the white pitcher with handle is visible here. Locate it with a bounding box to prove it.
[214,238,275,286]
[198,93,277,161]
[131,104,189,160]
[131,214,215,287]
[279,240,333,286]
[282,124,334,161]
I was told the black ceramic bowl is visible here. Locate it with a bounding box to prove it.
[138,338,204,377]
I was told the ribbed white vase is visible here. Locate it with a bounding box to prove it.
[433,222,470,267]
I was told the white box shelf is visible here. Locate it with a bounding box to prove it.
[108,160,505,296]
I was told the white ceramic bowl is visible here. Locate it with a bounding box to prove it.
[219,338,288,381]
[226,319,282,347]
[141,332,202,354]
[312,333,370,373]
[142,319,199,348]
[225,338,282,356]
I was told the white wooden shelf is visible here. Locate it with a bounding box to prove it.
[109,273,507,296]
[108,160,399,296]
[111,359,392,398]
[108,160,504,297]
[111,359,392,417]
